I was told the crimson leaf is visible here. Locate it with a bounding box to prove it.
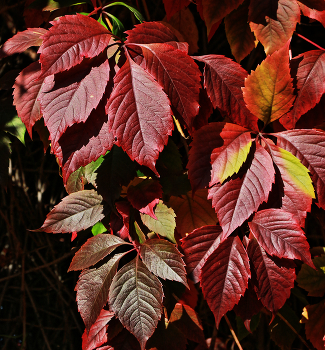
[109,256,164,350]
[200,236,250,328]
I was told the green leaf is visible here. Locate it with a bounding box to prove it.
[106,13,125,37]
[297,255,325,297]
[104,2,144,23]
[141,200,176,243]
[134,221,146,243]
[3,115,26,145]
[92,222,107,236]
[28,0,88,11]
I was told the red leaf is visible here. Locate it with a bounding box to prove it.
[134,43,201,132]
[181,225,223,283]
[194,55,259,131]
[54,101,114,184]
[13,61,44,138]
[76,253,124,331]
[280,50,325,129]
[299,0,325,11]
[208,142,275,240]
[224,1,256,63]
[275,129,325,209]
[40,58,110,149]
[249,0,300,55]
[187,122,250,193]
[249,209,313,267]
[0,28,47,58]
[39,14,112,77]
[247,238,295,312]
[140,238,188,287]
[301,301,325,350]
[107,53,173,175]
[267,142,314,226]
[162,0,191,20]
[109,256,164,350]
[168,189,219,237]
[200,236,250,328]
[68,233,130,271]
[242,43,295,125]
[82,309,115,350]
[299,1,325,26]
[36,190,105,233]
[201,0,245,35]
[125,22,178,45]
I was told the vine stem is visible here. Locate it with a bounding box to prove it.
[224,314,243,350]
[294,32,325,51]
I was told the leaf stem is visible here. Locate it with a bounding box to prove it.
[224,314,243,350]
[294,32,325,51]
[276,312,313,350]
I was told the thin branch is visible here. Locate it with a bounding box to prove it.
[224,314,243,350]
[294,32,325,51]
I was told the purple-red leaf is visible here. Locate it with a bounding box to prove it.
[0,28,47,58]
[107,53,173,175]
[194,55,258,131]
[275,129,325,209]
[13,61,44,138]
[247,238,296,312]
[187,122,250,192]
[76,253,124,331]
[280,50,325,129]
[68,234,130,271]
[127,180,162,212]
[208,142,275,240]
[134,43,201,132]
[162,0,191,20]
[40,58,110,149]
[82,309,115,350]
[36,190,104,233]
[181,225,223,283]
[249,209,313,267]
[109,256,163,350]
[140,238,188,287]
[200,236,251,328]
[39,14,112,77]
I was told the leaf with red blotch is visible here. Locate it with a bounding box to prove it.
[76,253,124,331]
[35,189,105,233]
[225,1,256,63]
[68,234,131,271]
[168,189,219,237]
[0,28,47,58]
[38,14,112,77]
[187,123,250,192]
[280,50,325,129]
[162,0,191,20]
[13,61,44,138]
[247,238,296,312]
[208,143,275,240]
[274,129,325,209]
[82,309,115,350]
[140,238,188,287]
[243,43,295,125]
[297,255,325,297]
[301,300,325,350]
[299,0,325,11]
[249,209,313,267]
[109,256,164,350]
[250,0,300,55]
[200,236,250,328]
[267,142,315,226]
[298,2,325,27]
[210,131,252,185]
[127,180,162,214]
[194,55,259,131]
[200,0,245,35]
[107,52,173,175]
[125,22,178,45]
[40,58,110,150]
[54,97,114,184]
[181,225,223,283]
[132,43,201,133]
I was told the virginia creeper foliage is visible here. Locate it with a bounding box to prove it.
[2,0,325,348]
